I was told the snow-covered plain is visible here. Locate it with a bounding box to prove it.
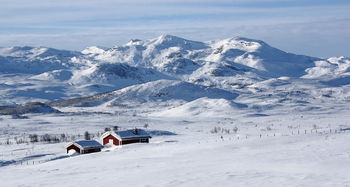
[1,35,350,186]
[1,106,350,187]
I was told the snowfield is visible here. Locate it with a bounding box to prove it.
[1,35,350,186]
[1,106,350,187]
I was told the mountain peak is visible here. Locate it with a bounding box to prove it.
[125,39,143,46]
[146,34,208,50]
[211,36,265,53]
[233,36,267,44]
[81,46,107,55]
[151,34,189,44]
[161,34,188,40]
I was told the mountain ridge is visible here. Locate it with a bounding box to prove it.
[0,35,349,112]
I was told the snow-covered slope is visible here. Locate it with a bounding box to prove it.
[0,102,60,115]
[69,63,174,88]
[303,56,350,86]
[50,80,238,107]
[151,97,247,117]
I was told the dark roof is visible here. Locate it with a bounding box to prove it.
[74,140,103,149]
[115,129,151,139]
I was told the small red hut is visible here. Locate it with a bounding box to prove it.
[101,128,151,146]
[65,140,103,154]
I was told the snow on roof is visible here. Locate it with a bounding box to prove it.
[75,140,103,148]
[66,140,103,149]
[115,129,151,139]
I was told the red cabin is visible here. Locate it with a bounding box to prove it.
[65,140,103,154]
[101,128,151,146]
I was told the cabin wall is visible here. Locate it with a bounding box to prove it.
[82,148,101,154]
[121,139,139,145]
[103,135,120,146]
[67,144,80,153]
[122,138,149,145]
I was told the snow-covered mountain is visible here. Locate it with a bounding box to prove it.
[90,35,318,78]
[0,35,349,113]
[0,46,80,74]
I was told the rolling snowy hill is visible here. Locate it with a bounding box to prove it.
[50,80,238,107]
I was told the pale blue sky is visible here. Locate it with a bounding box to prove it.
[1,0,349,57]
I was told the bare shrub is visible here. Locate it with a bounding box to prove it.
[5,139,11,145]
[210,126,220,134]
[84,131,91,140]
[41,134,51,142]
[232,126,239,133]
[60,134,67,142]
[211,126,235,134]
[29,134,38,143]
